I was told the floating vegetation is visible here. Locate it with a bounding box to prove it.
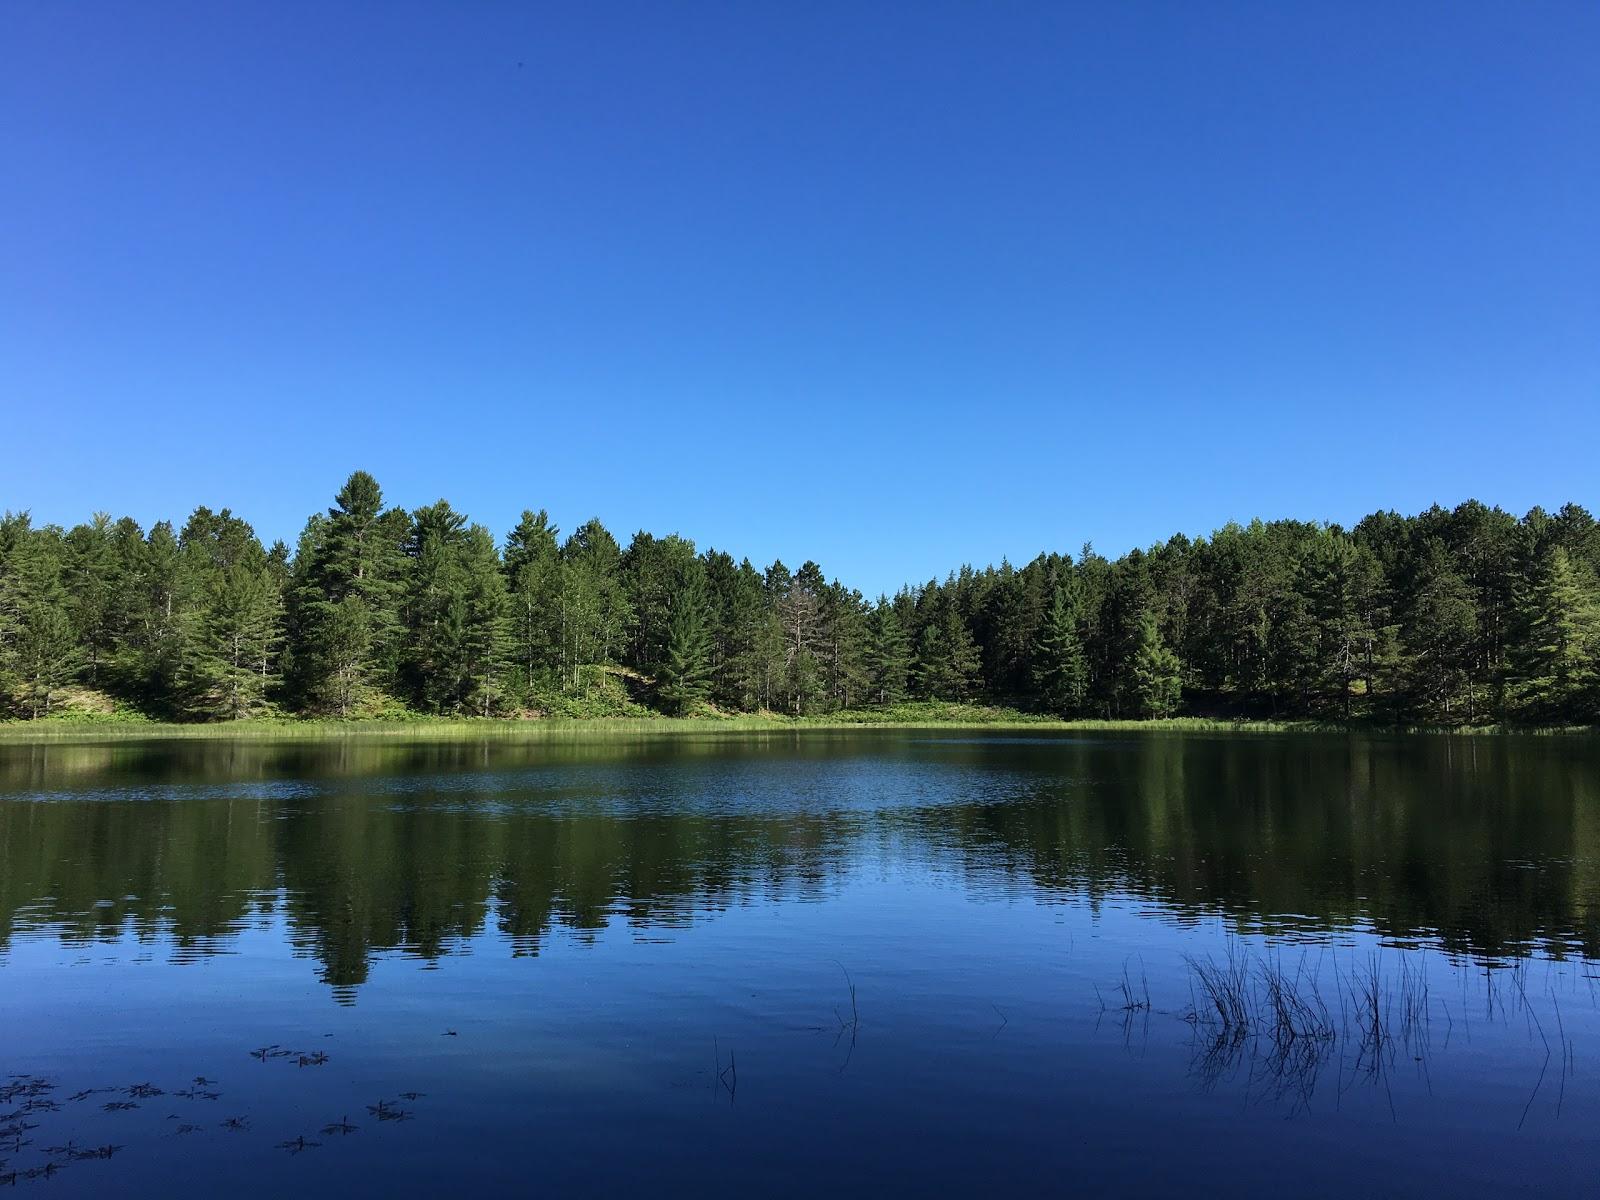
[0,1079,54,1105]
[366,1099,413,1122]
[0,1046,435,1185]
[250,1045,306,1062]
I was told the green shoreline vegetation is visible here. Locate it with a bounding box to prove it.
[3,471,1598,731]
[1,716,1592,745]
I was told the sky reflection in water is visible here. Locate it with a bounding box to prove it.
[1,730,1597,1196]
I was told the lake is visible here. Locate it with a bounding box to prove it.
[1,729,1596,1196]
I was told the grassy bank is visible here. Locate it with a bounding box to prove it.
[0,701,1590,743]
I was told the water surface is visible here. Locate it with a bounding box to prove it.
[2,730,1596,1195]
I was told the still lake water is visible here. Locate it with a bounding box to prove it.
[1,730,1597,1196]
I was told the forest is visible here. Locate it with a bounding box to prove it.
[1,471,1597,726]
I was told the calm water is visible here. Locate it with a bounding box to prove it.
[2,730,1597,1196]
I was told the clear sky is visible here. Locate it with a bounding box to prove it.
[3,2,1596,596]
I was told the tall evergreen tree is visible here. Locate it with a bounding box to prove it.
[0,516,80,716]
[1508,547,1599,721]
[1302,532,1380,718]
[703,551,769,711]
[1032,582,1089,716]
[405,499,471,711]
[820,581,870,708]
[186,561,282,718]
[915,606,981,701]
[1403,539,1479,721]
[867,600,913,705]
[63,513,120,686]
[656,577,714,715]
[457,524,511,716]
[503,509,562,693]
[622,532,700,674]
[558,519,632,690]
[287,472,408,715]
[1130,609,1182,718]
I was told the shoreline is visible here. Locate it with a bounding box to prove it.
[0,712,1592,743]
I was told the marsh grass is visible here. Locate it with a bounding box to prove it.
[1170,943,1591,1119]
[3,707,1588,744]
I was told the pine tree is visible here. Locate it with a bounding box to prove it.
[405,499,471,711]
[1303,533,1381,718]
[504,509,562,694]
[134,520,190,706]
[1031,583,1088,716]
[458,524,511,716]
[288,472,407,714]
[170,507,284,719]
[322,595,373,717]
[867,600,912,705]
[1508,547,1599,721]
[656,578,714,715]
[63,513,120,686]
[774,561,827,713]
[558,519,632,690]
[1403,539,1478,721]
[700,551,766,710]
[15,599,78,717]
[186,563,282,718]
[819,581,870,709]
[0,518,81,716]
[915,606,980,700]
[1130,610,1182,718]
[622,532,700,674]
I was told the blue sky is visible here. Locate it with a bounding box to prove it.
[3,1,1595,595]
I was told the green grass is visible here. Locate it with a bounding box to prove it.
[0,699,1589,743]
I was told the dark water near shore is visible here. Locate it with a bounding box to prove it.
[2,730,1597,1196]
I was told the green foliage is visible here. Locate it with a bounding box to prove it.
[524,665,653,719]
[504,509,562,692]
[286,472,407,714]
[867,600,913,705]
[655,577,714,715]
[1131,610,1182,718]
[1031,583,1088,716]
[3,476,1598,728]
[0,513,82,717]
[915,605,981,701]
[558,519,633,692]
[1403,539,1479,721]
[1508,547,1599,721]
[184,561,282,718]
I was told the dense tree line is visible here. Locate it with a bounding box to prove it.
[2,472,1597,724]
